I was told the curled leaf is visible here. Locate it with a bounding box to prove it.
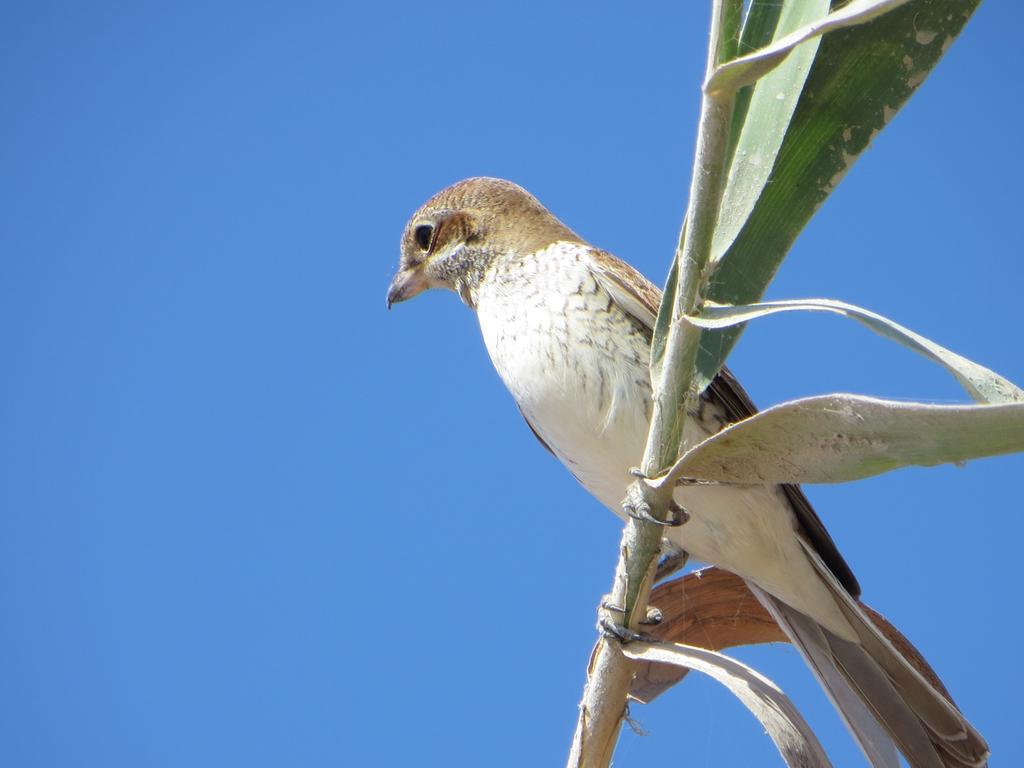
[693,298,1024,404]
[621,638,832,768]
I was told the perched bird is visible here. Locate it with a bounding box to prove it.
[387,177,987,768]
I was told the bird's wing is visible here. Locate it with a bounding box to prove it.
[586,248,861,598]
[586,249,661,332]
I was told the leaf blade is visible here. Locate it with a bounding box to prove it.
[663,395,1024,486]
[713,0,831,273]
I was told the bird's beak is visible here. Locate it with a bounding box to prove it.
[386,266,428,309]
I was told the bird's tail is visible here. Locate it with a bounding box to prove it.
[749,545,989,768]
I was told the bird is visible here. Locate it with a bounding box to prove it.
[387,177,988,768]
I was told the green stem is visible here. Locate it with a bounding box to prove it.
[566,3,741,767]
[624,0,738,625]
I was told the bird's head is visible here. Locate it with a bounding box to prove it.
[387,177,579,309]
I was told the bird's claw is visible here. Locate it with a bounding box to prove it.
[622,478,689,527]
[597,599,661,642]
[622,484,689,527]
[598,615,649,644]
[640,606,663,626]
[663,502,689,526]
[600,598,625,614]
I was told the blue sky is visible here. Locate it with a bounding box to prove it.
[2,2,1021,766]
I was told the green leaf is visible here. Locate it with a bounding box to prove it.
[696,0,982,388]
[713,0,830,284]
[724,1,784,169]
[649,256,678,388]
[692,299,1024,405]
[658,394,1024,486]
[718,0,745,65]
[736,1,785,60]
[706,0,915,95]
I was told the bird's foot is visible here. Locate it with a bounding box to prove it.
[641,606,663,626]
[621,481,689,527]
[655,547,689,583]
[599,617,647,643]
[598,598,661,643]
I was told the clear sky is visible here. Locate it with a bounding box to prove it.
[2,2,1021,766]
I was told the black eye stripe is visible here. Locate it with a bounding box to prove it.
[414,224,434,251]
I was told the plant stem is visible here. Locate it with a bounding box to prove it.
[566,2,740,767]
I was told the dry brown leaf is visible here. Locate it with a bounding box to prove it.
[631,567,952,704]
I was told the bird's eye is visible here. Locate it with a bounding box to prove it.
[414,223,434,252]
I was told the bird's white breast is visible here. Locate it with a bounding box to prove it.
[475,242,652,507]
[473,241,851,636]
